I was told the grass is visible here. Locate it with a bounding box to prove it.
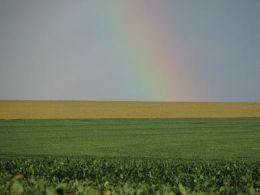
[0,118,259,160]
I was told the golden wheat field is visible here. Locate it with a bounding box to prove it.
[0,100,260,119]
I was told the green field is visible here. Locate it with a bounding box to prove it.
[0,118,260,194]
[0,118,260,160]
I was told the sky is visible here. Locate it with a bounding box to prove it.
[0,0,260,102]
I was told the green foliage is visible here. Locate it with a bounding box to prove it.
[0,118,259,194]
[0,157,259,194]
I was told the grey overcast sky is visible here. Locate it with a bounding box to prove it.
[0,0,260,101]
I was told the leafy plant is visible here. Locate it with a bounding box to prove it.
[0,157,259,194]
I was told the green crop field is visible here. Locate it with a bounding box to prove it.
[0,118,260,194]
[0,118,260,160]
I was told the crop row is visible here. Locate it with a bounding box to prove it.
[0,157,259,194]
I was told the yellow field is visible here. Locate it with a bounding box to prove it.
[0,100,260,119]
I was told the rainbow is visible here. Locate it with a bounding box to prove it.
[98,2,189,100]
[46,1,199,101]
